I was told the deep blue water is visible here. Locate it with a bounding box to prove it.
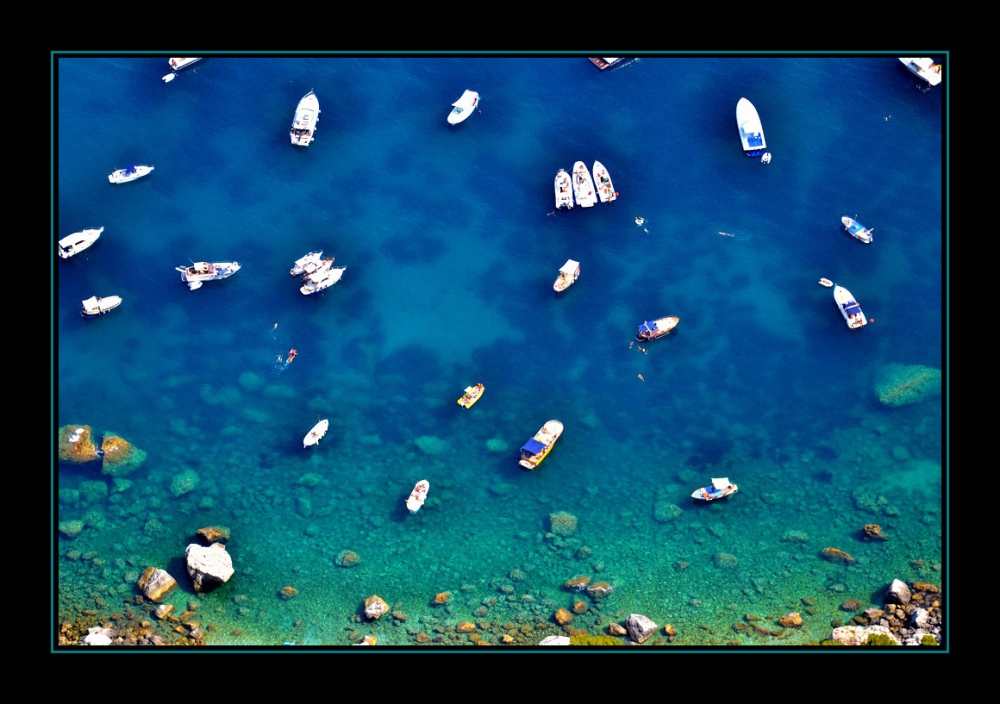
[54,55,945,648]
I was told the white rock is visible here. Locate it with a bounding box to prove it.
[538,635,571,646]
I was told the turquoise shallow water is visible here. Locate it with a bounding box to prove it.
[54,54,946,649]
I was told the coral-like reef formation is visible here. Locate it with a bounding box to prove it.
[778,612,803,628]
[196,526,231,544]
[336,550,361,567]
[59,520,85,539]
[564,575,591,591]
[554,608,574,625]
[549,511,578,536]
[171,469,200,497]
[433,591,450,605]
[97,434,148,476]
[414,435,448,455]
[58,425,99,464]
[279,586,299,600]
[653,501,683,523]
[713,552,738,568]
[822,547,855,564]
[875,364,942,407]
[863,523,889,540]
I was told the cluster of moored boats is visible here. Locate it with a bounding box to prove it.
[554,160,616,210]
[290,250,346,295]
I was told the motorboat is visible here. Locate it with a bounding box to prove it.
[81,295,122,318]
[819,278,833,287]
[553,259,580,292]
[899,57,942,86]
[109,165,154,184]
[303,419,329,448]
[290,91,320,146]
[554,169,574,210]
[635,316,679,342]
[572,161,597,208]
[163,58,201,82]
[300,265,346,295]
[457,383,485,409]
[58,226,103,259]
[589,57,626,70]
[736,98,767,157]
[691,477,739,501]
[833,284,867,329]
[406,479,430,513]
[176,261,241,291]
[841,216,873,244]
[447,90,479,125]
[518,420,564,470]
[290,250,334,277]
[169,58,202,71]
[592,161,617,203]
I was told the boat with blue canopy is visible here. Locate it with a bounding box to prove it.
[635,316,679,342]
[518,420,564,470]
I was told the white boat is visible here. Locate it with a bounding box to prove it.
[736,98,767,157]
[108,165,154,184]
[406,479,430,513]
[691,477,739,501]
[819,278,833,287]
[447,90,479,125]
[592,161,617,203]
[290,250,334,277]
[169,58,202,71]
[58,226,103,259]
[571,161,597,208]
[176,261,241,291]
[553,259,580,292]
[81,295,122,318]
[833,285,867,330]
[303,419,329,448]
[760,152,772,164]
[554,169,574,210]
[290,91,320,146]
[589,57,626,70]
[899,57,942,87]
[841,216,873,244]
[300,265,346,295]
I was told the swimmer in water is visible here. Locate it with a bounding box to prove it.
[635,216,645,226]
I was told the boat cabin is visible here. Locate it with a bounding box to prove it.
[520,438,546,461]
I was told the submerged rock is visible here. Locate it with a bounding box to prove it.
[625,613,658,644]
[100,434,148,476]
[58,425,100,464]
[185,542,235,592]
[875,364,941,407]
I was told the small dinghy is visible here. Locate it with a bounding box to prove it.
[692,477,739,501]
[81,295,122,318]
[819,278,833,287]
[406,479,430,513]
[303,419,329,448]
[760,152,772,164]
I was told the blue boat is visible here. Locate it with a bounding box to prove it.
[635,316,679,342]
[841,216,873,244]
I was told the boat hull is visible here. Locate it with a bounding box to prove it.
[303,419,329,448]
[899,57,942,86]
[736,98,767,157]
[841,216,873,244]
[300,267,345,295]
[691,483,738,501]
[406,480,430,513]
[457,383,484,408]
[177,262,241,289]
[169,57,202,71]
[592,161,616,203]
[636,316,679,342]
[554,169,573,210]
[58,227,104,259]
[447,90,479,125]
[81,295,122,317]
[518,420,564,470]
[571,162,597,207]
[109,166,154,184]
[833,285,867,329]
[290,91,320,146]
[553,259,580,292]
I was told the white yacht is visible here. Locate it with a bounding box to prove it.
[899,58,942,86]
[554,169,573,210]
[736,98,767,157]
[447,90,479,125]
[290,91,320,146]
[300,265,346,295]
[81,295,122,318]
[109,165,154,184]
[833,285,867,330]
[290,250,334,277]
[571,161,597,208]
[169,58,202,71]
[58,227,103,259]
[592,161,616,203]
[176,261,241,291]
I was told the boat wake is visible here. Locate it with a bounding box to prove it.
[718,231,752,242]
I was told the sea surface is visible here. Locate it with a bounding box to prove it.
[53,54,946,649]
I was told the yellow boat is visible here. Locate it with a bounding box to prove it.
[457,383,484,409]
[518,420,564,470]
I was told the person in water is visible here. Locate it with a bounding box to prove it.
[287,349,298,362]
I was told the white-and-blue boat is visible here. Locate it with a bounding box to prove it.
[736,98,767,157]
[841,216,873,244]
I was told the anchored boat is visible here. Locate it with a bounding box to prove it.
[518,420,564,470]
[692,477,739,501]
[457,383,485,409]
